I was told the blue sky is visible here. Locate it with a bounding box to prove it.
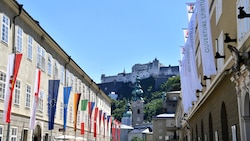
[17,0,193,83]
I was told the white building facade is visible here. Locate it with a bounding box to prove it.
[0,1,112,141]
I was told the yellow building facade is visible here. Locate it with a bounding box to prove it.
[179,0,250,141]
[0,0,112,141]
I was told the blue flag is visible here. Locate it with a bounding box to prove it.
[63,86,71,130]
[48,80,60,130]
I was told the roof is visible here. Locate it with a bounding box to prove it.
[120,124,134,130]
[156,113,175,118]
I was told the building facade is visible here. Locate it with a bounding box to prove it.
[0,0,112,141]
[179,0,250,141]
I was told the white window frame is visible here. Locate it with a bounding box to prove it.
[47,54,53,76]
[0,71,6,100]
[16,26,23,53]
[0,125,3,141]
[1,14,9,44]
[237,0,250,42]
[66,70,70,86]
[14,80,21,105]
[36,46,46,71]
[25,84,31,108]
[69,106,72,123]
[216,0,222,24]
[60,101,63,120]
[216,32,225,73]
[10,127,18,141]
[27,35,33,60]
[61,65,65,85]
[53,60,59,79]
[75,77,78,93]
[37,90,44,113]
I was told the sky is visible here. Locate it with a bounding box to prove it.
[16,0,194,83]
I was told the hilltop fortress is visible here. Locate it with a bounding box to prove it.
[101,58,179,84]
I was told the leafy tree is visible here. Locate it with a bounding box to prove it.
[111,98,126,121]
[160,76,180,92]
[131,136,143,141]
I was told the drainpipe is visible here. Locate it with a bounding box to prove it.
[6,4,22,141]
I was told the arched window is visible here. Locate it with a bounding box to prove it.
[137,109,140,114]
[209,113,213,141]
[221,102,229,141]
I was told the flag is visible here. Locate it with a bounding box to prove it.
[81,122,84,135]
[29,69,41,129]
[197,0,217,76]
[99,110,102,133]
[88,102,95,133]
[117,121,121,141]
[81,99,88,111]
[186,2,195,22]
[73,93,81,131]
[3,53,22,123]
[48,80,60,130]
[94,107,98,137]
[63,86,71,130]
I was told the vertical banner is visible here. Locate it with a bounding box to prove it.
[73,93,81,131]
[29,69,41,129]
[103,112,106,137]
[94,107,99,137]
[99,110,102,134]
[81,122,84,135]
[182,28,189,43]
[48,80,60,130]
[117,121,121,141]
[197,0,217,76]
[63,86,72,130]
[3,53,22,123]
[186,2,195,22]
[81,99,88,111]
[88,102,95,134]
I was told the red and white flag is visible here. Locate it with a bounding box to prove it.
[3,54,22,123]
[29,69,41,129]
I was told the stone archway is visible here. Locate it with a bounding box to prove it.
[33,125,42,141]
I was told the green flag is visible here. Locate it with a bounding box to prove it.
[81,99,88,111]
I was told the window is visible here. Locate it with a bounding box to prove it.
[53,60,59,79]
[237,0,250,42]
[25,85,31,108]
[14,80,21,105]
[69,106,72,123]
[36,46,46,71]
[37,91,44,113]
[0,125,3,141]
[71,74,74,90]
[47,54,52,76]
[216,32,225,73]
[66,70,70,86]
[60,102,63,120]
[0,71,6,100]
[215,0,222,24]
[27,35,33,60]
[10,127,17,141]
[1,14,9,44]
[61,66,64,85]
[16,26,23,52]
[77,111,80,125]
[75,77,78,92]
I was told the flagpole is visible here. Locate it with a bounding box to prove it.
[5,4,22,141]
[64,57,70,141]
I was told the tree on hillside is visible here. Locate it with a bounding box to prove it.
[160,76,180,92]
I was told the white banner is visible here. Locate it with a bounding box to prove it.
[197,0,217,76]
[186,2,195,22]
